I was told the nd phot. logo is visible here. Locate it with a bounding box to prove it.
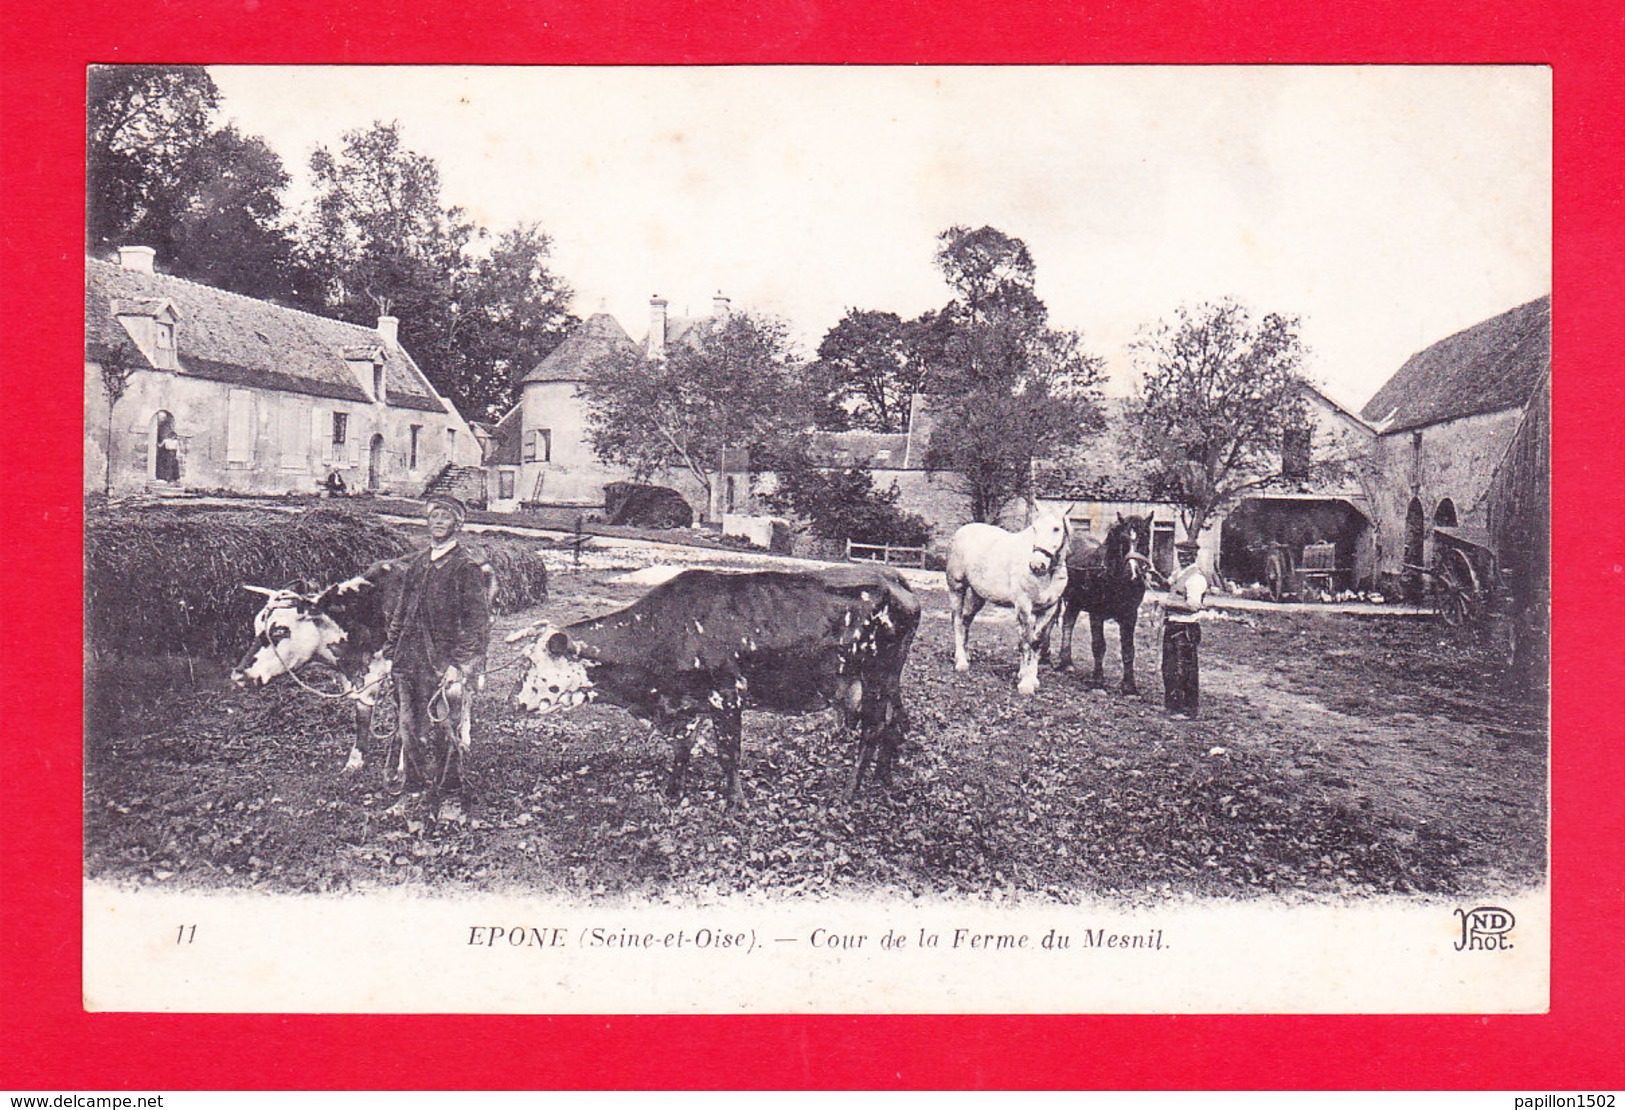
[1454,906,1516,951]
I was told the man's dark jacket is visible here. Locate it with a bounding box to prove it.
[386,542,491,676]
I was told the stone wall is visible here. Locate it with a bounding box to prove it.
[1363,407,1523,575]
[85,362,478,497]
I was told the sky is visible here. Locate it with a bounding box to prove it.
[210,65,1550,409]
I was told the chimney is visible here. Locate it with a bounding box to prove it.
[712,292,731,320]
[647,295,668,358]
[118,246,156,274]
[377,315,399,346]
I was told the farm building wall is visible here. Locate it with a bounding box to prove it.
[85,362,479,498]
[1363,407,1523,577]
[513,379,710,516]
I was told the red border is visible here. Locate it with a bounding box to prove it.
[5,0,1622,1090]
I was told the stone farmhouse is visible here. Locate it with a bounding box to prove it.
[485,294,730,516]
[85,248,481,499]
[1356,294,1551,583]
[819,295,1548,596]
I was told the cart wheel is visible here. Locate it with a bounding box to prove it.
[1438,584,1469,627]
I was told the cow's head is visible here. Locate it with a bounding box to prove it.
[509,623,595,713]
[229,585,343,688]
[1027,502,1074,575]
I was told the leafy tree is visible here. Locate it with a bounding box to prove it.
[1126,298,1314,536]
[87,66,304,302]
[811,309,929,432]
[166,126,305,303]
[301,120,472,323]
[919,225,1106,522]
[765,463,931,548]
[87,65,220,255]
[453,223,579,420]
[299,122,574,420]
[582,310,811,519]
[91,340,142,496]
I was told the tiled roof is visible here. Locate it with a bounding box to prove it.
[486,404,524,466]
[521,313,637,384]
[1361,295,1550,433]
[805,430,913,468]
[85,256,454,414]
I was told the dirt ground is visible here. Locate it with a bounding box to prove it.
[85,549,1548,904]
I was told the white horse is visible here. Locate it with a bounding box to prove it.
[945,501,1073,695]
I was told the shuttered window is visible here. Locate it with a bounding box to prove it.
[226,389,255,464]
[279,403,309,469]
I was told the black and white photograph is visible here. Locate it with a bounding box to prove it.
[82,65,1551,1014]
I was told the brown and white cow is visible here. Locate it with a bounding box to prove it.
[230,559,404,778]
[231,558,500,793]
[508,565,921,804]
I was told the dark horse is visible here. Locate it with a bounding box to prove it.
[1042,515,1157,693]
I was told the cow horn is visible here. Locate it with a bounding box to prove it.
[243,585,279,597]
[1127,552,1153,565]
[504,621,543,644]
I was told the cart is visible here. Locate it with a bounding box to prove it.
[1263,540,1350,602]
[1404,525,1495,627]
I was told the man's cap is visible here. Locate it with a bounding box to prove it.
[423,493,467,521]
[1175,541,1201,553]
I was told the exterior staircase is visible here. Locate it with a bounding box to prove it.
[421,463,489,508]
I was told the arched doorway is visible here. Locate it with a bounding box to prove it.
[1434,498,1458,527]
[368,434,385,491]
[150,411,180,483]
[1403,498,1426,601]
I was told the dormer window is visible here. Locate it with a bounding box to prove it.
[112,297,179,370]
[342,344,387,401]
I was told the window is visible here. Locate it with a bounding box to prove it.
[1069,516,1092,535]
[226,390,254,464]
[279,404,309,469]
[1282,424,1312,478]
[525,429,553,463]
[372,364,386,401]
[409,425,422,470]
[498,470,516,499]
[332,412,349,447]
[447,428,457,458]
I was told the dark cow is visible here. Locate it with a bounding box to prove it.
[509,565,920,803]
[230,558,499,787]
[230,559,404,775]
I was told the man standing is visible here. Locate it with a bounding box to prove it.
[1162,540,1209,720]
[386,493,491,817]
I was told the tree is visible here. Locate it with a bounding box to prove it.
[930,224,1050,392]
[91,340,141,496]
[810,309,929,432]
[301,120,472,323]
[582,311,811,519]
[924,377,1103,525]
[87,67,305,303]
[918,225,1106,522]
[299,124,578,420]
[1126,299,1314,536]
[454,223,579,421]
[764,463,931,549]
[87,65,220,256]
[167,126,304,303]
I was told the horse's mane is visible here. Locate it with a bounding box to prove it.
[1068,516,1148,579]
